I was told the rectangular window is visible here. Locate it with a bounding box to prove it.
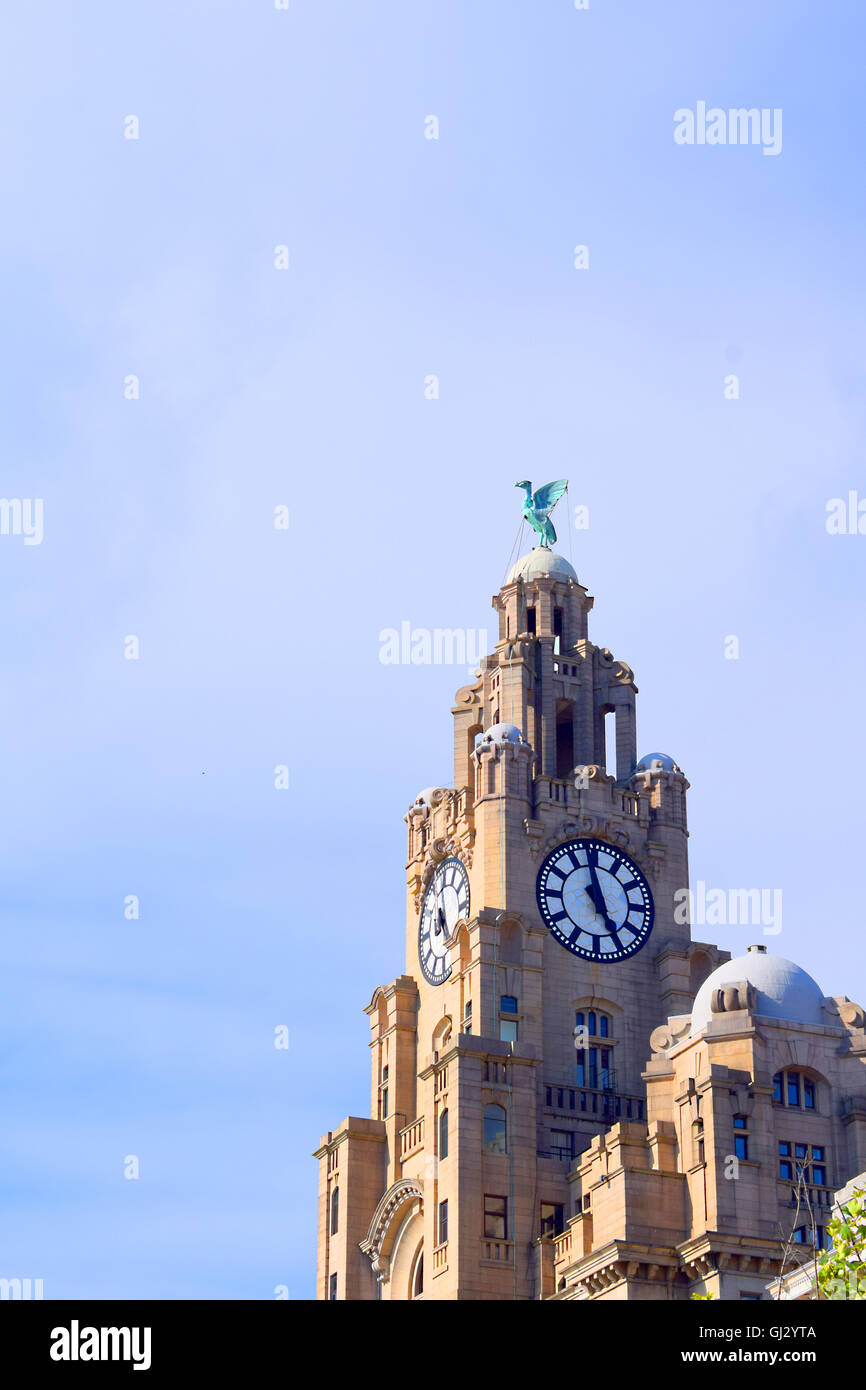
[551,1129,574,1159]
[812,1145,824,1161]
[733,1116,747,1130]
[813,1165,827,1187]
[500,1019,518,1043]
[795,1143,807,1160]
[779,1159,793,1180]
[739,1293,762,1301]
[484,1194,508,1240]
[329,1273,337,1300]
[500,995,518,1014]
[526,607,536,635]
[804,1078,816,1109]
[540,1202,564,1238]
[773,1072,783,1103]
[787,1074,801,1107]
[545,1087,552,1107]
[438,1200,448,1245]
[734,1135,749,1161]
[779,1141,791,1156]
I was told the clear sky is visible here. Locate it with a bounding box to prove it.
[1,0,865,1300]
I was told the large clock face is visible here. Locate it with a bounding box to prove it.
[418,857,470,986]
[536,838,653,963]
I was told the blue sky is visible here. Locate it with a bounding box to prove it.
[1,0,865,1299]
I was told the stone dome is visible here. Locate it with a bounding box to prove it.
[476,723,529,749]
[413,786,446,809]
[691,946,827,1033]
[507,548,578,584]
[636,752,682,774]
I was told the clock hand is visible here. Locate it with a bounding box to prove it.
[584,861,622,936]
[584,861,608,919]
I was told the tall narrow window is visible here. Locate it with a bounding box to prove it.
[329,1273,338,1300]
[733,1116,749,1161]
[483,1103,507,1154]
[330,1186,339,1235]
[439,1108,449,1160]
[438,1200,448,1245]
[484,1194,508,1239]
[380,1064,389,1120]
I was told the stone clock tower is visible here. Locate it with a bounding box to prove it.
[313,537,741,1300]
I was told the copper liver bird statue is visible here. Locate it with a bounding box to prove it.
[515,479,568,548]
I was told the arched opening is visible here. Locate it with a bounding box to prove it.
[432,1016,453,1053]
[556,700,575,779]
[498,919,522,965]
[409,1246,424,1300]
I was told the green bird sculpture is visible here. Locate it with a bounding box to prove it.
[515,479,568,548]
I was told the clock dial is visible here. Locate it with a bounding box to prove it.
[536,838,653,963]
[418,857,470,986]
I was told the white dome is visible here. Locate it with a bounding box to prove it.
[477,722,528,748]
[691,947,826,1033]
[508,548,578,584]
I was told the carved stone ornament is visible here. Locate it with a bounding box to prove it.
[649,1015,692,1055]
[709,980,756,1016]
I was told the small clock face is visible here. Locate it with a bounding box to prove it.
[536,838,653,963]
[418,857,470,986]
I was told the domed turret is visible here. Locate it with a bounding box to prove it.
[691,945,827,1033]
[476,722,529,749]
[636,752,683,774]
[508,548,578,585]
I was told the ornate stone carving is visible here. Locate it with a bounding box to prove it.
[709,980,756,1016]
[649,1015,692,1055]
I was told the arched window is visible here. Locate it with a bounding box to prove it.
[439,1108,449,1159]
[574,1009,612,1040]
[483,1103,507,1154]
[410,1249,424,1300]
[330,1186,339,1235]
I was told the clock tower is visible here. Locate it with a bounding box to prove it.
[314,533,728,1300]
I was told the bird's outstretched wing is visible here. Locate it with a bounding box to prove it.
[531,479,568,516]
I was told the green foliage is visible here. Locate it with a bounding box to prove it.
[817,1190,866,1300]
[690,1291,715,1300]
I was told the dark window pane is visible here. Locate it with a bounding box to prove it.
[483,1104,507,1154]
[773,1073,783,1103]
[735,1135,748,1160]
[600,1014,609,1038]
[500,995,518,1014]
[787,1074,801,1107]
[804,1079,816,1109]
[484,1195,508,1240]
